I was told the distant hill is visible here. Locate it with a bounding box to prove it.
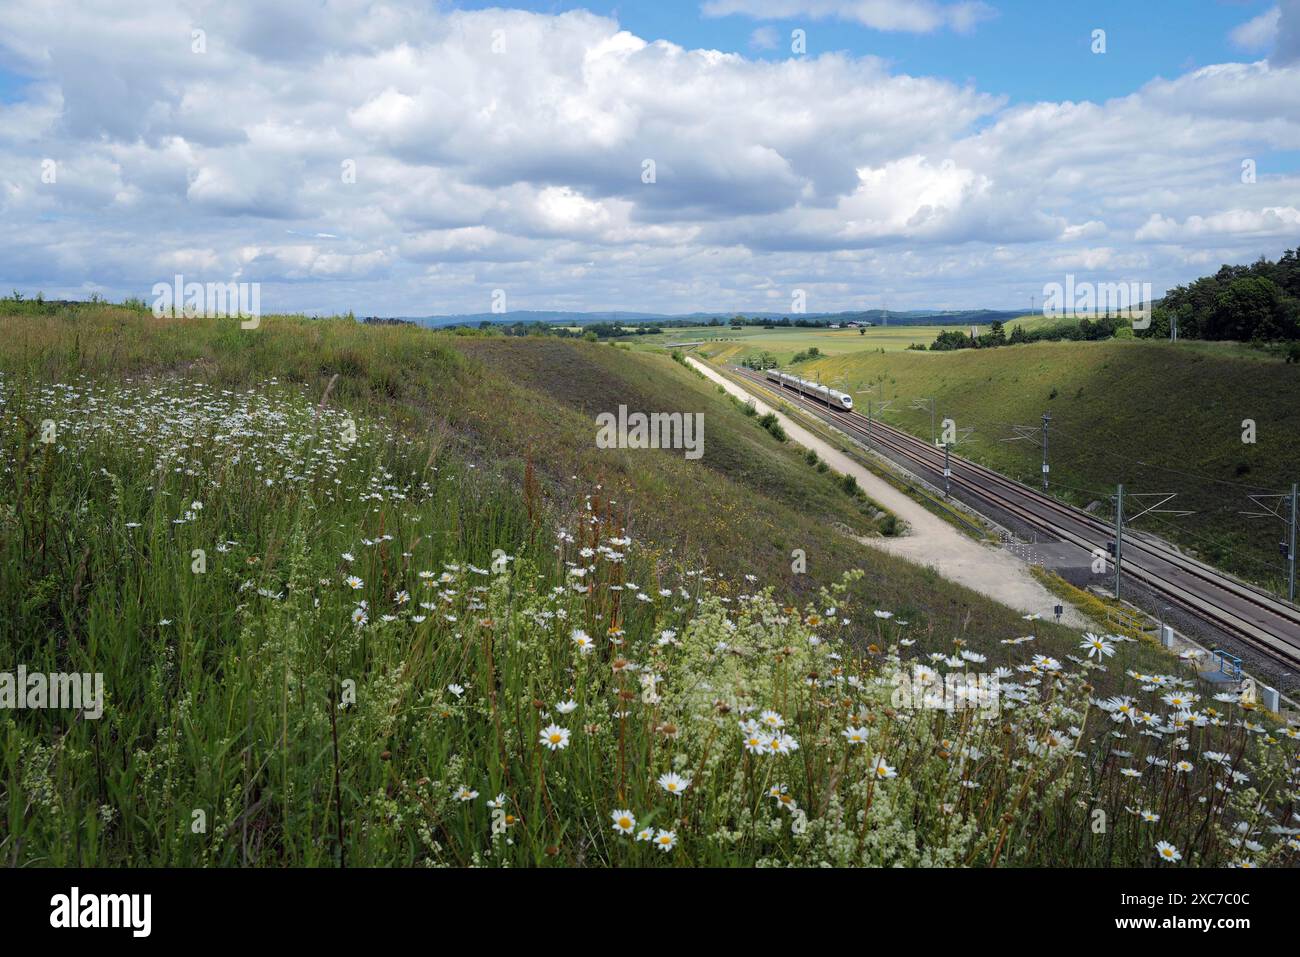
[396,308,1027,328]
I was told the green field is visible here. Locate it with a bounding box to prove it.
[2,303,1294,868]
[767,338,1300,592]
[633,323,987,359]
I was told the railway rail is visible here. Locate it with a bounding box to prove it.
[733,366,1300,670]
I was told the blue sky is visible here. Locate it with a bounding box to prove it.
[0,0,1297,315]
[454,0,1275,104]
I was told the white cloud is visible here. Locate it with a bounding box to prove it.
[1136,207,1300,242]
[1230,6,1280,52]
[0,0,1297,315]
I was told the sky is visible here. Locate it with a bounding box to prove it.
[1,0,1298,316]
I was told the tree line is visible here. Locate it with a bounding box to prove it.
[1137,245,1300,342]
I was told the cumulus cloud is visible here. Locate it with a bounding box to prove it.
[1230,6,1280,53]
[1136,207,1300,242]
[0,0,1297,314]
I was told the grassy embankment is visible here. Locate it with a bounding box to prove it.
[1,304,1295,867]
[702,335,1300,593]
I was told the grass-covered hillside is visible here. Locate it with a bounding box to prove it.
[2,304,1296,868]
[702,336,1300,592]
[1,303,1063,641]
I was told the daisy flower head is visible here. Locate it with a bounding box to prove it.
[610,809,636,835]
[1080,633,1115,659]
[539,723,571,751]
[1155,840,1182,863]
[658,771,691,795]
[872,757,898,779]
[654,829,677,852]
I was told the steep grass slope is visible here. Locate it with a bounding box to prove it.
[701,336,1300,591]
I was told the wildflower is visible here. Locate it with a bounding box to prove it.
[772,790,798,812]
[872,757,897,779]
[345,575,364,590]
[341,552,355,562]
[454,786,479,802]
[767,733,799,755]
[654,829,677,852]
[1140,810,1160,823]
[658,772,691,795]
[556,699,578,714]
[1155,840,1182,863]
[572,629,595,654]
[447,683,465,697]
[610,809,636,835]
[842,726,869,745]
[635,827,655,842]
[1080,634,1115,659]
[539,724,571,751]
[759,709,785,730]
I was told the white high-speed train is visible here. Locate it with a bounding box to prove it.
[765,369,853,411]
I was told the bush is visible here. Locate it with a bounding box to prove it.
[757,411,786,441]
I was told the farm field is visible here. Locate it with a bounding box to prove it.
[4,303,1291,868]
[632,323,988,359]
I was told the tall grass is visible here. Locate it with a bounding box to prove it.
[2,372,1296,866]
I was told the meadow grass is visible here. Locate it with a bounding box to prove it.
[1,308,1297,867]
[0,304,1080,642]
[634,323,966,357]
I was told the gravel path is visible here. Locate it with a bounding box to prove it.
[688,356,1088,628]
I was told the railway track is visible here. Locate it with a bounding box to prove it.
[732,366,1300,669]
